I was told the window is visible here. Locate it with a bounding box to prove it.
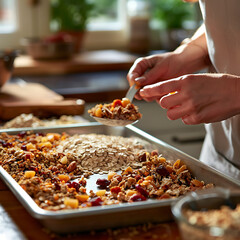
[0,0,127,50]
[0,0,201,51]
[88,0,121,31]
[0,0,17,33]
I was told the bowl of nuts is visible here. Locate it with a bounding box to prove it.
[172,187,240,240]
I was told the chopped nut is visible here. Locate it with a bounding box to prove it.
[67,161,77,172]
[60,156,68,164]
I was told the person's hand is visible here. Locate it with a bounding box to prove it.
[127,52,187,100]
[139,73,240,124]
[127,36,210,101]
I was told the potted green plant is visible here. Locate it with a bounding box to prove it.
[151,0,196,50]
[50,0,94,52]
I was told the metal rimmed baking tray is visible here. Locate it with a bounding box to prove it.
[0,123,240,233]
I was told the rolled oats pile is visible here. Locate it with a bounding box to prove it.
[56,134,146,174]
[0,131,214,211]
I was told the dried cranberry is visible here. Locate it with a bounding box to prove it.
[156,165,169,176]
[71,181,80,191]
[110,186,121,194]
[35,132,44,136]
[89,197,103,206]
[96,178,110,189]
[67,181,80,192]
[18,131,27,138]
[130,193,146,202]
[21,145,27,150]
[2,142,12,148]
[0,139,5,144]
[25,153,32,160]
[54,182,61,191]
[135,184,149,197]
[139,152,147,162]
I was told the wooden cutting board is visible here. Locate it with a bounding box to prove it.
[0,82,85,120]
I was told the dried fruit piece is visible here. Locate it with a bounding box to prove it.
[76,194,89,202]
[96,178,110,189]
[89,197,103,206]
[173,159,181,169]
[64,198,79,208]
[130,193,146,202]
[24,171,36,179]
[112,99,123,108]
[110,186,122,194]
[58,174,70,182]
[135,184,149,197]
[95,107,102,118]
[96,190,106,196]
[121,98,130,107]
[156,165,169,176]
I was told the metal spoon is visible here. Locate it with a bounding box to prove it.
[92,84,140,126]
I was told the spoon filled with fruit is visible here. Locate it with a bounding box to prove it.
[88,84,142,126]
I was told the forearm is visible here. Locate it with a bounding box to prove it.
[173,25,211,74]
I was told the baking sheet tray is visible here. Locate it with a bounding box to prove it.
[0,123,240,233]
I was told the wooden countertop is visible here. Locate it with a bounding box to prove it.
[13,50,138,76]
[0,178,182,240]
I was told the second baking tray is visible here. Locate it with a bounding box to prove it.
[0,123,240,233]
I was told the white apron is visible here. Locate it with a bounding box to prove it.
[199,0,240,180]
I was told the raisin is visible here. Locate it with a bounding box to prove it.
[54,182,61,191]
[21,145,27,150]
[130,193,146,202]
[110,186,121,194]
[139,152,147,162]
[96,178,110,189]
[89,197,103,206]
[156,165,169,176]
[18,131,27,138]
[135,184,149,197]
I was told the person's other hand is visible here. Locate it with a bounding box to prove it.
[127,52,188,100]
[139,73,240,124]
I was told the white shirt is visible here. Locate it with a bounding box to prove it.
[199,0,240,180]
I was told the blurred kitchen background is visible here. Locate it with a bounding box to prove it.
[0,0,205,159]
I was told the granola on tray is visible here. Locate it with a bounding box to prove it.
[0,131,213,211]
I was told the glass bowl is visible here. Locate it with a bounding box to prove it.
[172,188,240,240]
